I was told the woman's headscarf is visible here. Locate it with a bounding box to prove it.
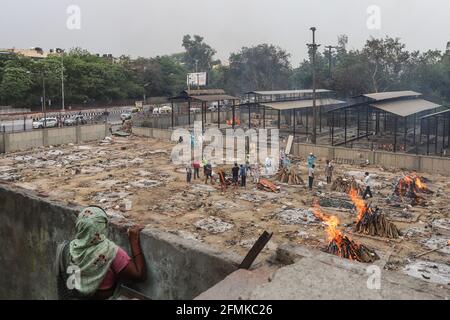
[69,206,118,296]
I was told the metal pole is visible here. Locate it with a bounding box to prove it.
[331,111,334,145]
[426,117,430,155]
[435,116,438,154]
[42,73,46,128]
[413,113,416,146]
[278,110,281,130]
[394,116,397,153]
[442,115,446,151]
[61,51,65,111]
[344,108,347,146]
[248,104,251,129]
[171,100,174,129]
[201,101,204,131]
[404,117,407,152]
[263,105,266,129]
[188,99,191,127]
[217,100,220,129]
[357,107,360,138]
[232,100,235,129]
[293,109,296,138]
[309,27,319,144]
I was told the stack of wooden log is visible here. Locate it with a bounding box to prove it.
[274,166,305,186]
[326,234,379,263]
[354,205,401,238]
[331,176,363,194]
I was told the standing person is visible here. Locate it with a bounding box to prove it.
[232,163,240,189]
[308,164,315,190]
[204,162,213,184]
[186,164,192,183]
[325,160,334,184]
[362,172,373,199]
[253,164,260,184]
[307,153,316,168]
[240,164,247,187]
[193,160,200,179]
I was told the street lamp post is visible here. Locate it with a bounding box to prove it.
[56,48,65,111]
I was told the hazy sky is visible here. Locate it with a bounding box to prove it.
[1,0,449,66]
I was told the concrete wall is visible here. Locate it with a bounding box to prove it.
[132,127,450,175]
[0,124,108,153]
[0,185,239,300]
[293,142,450,174]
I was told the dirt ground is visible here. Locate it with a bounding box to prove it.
[0,134,449,286]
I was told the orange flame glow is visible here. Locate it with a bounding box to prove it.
[348,187,367,222]
[312,201,342,243]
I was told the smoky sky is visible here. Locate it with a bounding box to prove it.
[1,0,449,66]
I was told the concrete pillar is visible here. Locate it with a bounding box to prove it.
[42,129,49,147]
[76,126,82,144]
[4,133,10,153]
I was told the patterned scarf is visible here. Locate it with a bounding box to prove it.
[69,206,118,297]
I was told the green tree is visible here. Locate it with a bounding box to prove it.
[227,44,291,93]
[182,35,218,72]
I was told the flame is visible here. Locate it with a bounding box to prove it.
[226,117,241,126]
[348,187,367,222]
[312,201,342,243]
[413,174,427,190]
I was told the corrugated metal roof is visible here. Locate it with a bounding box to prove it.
[191,95,240,102]
[420,108,450,119]
[363,91,421,101]
[261,99,345,111]
[370,99,440,117]
[249,89,331,96]
[185,89,225,96]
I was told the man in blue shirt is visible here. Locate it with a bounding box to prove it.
[239,164,247,187]
[307,153,316,168]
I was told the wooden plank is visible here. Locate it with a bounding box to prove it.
[239,231,273,270]
[285,135,294,155]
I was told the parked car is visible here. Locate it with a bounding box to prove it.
[64,115,88,126]
[32,117,58,129]
[120,112,132,121]
[152,106,172,115]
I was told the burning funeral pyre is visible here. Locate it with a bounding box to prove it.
[312,202,379,263]
[349,188,401,238]
[394,174,432,206]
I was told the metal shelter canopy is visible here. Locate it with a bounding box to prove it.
[370,99,440,117]
[190,94,240,102]
[362,91,421,101]
[248,89,331,96]
[420,108,450,119]
[260,98,345,110]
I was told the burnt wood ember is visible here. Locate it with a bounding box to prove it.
[354,205,401,238]
[325,234,379,263]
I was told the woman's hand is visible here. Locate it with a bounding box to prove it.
[127,225,144,243]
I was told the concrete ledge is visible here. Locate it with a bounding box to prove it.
[260,244,449,300]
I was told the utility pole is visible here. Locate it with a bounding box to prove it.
[195,59,199,90]
[61,50,65,111]
[308,27,320,144]
[42,72,47,128]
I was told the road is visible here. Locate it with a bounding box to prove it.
[0,107,128,133]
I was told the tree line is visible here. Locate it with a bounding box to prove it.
[1,34,449,108]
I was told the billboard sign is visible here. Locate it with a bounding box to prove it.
[187,72,207,87]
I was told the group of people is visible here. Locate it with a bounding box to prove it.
[185,160,261,191]
[306,152,374,199]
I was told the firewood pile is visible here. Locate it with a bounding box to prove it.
[331,176,363,194]
[354,205,401,238]
[326,234,379,263]
[274,166,305,185]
